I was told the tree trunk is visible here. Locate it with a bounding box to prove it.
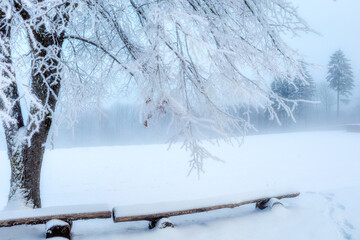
[1,2,69,208]
[6,30,64,208]
[7,123,52,208]
[10,27,65,208]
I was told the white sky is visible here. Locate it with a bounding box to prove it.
[288,0,360,90]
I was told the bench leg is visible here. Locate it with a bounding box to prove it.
[256,198,283,210]
[46,219,72,239]
[256,198,270,210]
[149,218,174,229]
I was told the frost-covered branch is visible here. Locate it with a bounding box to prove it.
[1,0,312,177]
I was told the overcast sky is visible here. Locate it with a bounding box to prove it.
[289,0,359,90]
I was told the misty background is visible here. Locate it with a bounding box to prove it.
[1,0,359,150]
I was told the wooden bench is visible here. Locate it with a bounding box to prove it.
[0,191,300,238]
[113,191,300,229]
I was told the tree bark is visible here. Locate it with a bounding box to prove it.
[7,122,53,208]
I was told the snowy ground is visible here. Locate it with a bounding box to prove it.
[0,130,359,239]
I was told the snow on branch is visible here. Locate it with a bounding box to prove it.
[0,0,311,173]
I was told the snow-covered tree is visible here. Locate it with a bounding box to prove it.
[326,50,354,117]
[270,67,315,124]
[0,0,310,208]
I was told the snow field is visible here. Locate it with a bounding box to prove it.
[0,130,359,239]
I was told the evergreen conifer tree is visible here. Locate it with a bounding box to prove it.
[326,50,354,117]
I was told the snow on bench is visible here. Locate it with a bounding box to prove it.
[0,204,112,228]
[113,190,300,228]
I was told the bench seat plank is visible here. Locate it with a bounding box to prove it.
[0,204,111,227]
[113,191,300,222]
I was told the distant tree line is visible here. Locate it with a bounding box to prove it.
[258,50,356,131]
[51,50,358,147]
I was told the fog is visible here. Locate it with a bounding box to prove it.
[34,94,360,149]
[1,0,359,150]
